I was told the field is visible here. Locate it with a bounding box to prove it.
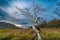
[0,28,60,40]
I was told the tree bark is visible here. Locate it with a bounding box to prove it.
[32,25,42,40]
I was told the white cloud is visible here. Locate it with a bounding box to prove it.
[0,1,31,19]
[14,24,22,27]
[11,1,30,9]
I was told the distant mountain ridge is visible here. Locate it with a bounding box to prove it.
[0,22,19,29]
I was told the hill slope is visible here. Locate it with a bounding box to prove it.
[47,20,60,28]
[0,22,19,29]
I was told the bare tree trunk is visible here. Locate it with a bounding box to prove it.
[32,25,42,40]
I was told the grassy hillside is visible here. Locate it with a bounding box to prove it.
[0,28,60,40]
[37,20,60,28]
[47,20,60,28]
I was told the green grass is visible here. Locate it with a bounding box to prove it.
[0,28,60,40]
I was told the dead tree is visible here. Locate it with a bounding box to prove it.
[14,3,47,40]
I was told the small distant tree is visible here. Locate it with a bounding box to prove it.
[14,3,47,40]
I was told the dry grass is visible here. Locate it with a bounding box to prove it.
[0,28,60,40]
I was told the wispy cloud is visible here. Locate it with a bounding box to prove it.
[0,1,31,19]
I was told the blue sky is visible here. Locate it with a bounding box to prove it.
[0,0,60,27]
